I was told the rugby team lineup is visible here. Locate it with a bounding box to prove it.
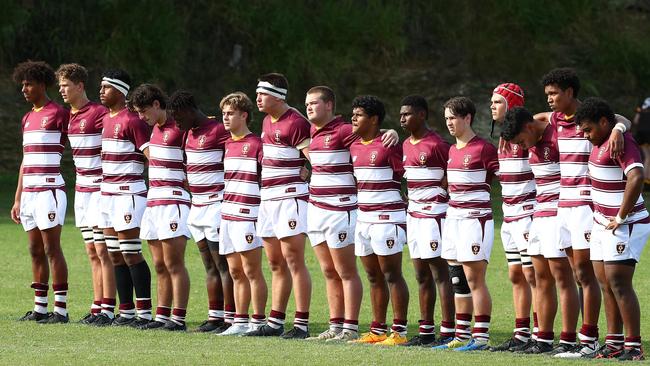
[8,60,650,361]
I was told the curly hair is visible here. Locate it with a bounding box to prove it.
[575,97,615,127]
[220,92,254,124]
[130,84,168,110]
[351,95,386,124]
[102,69,132,88]
[501,107,534,141]
[12,60,55,86]
[401,95,429,120]
[168,90,198,112]
[55,63,88,84]
[541,68,580,98]
[443,96,476,125]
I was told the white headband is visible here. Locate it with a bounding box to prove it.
[256,81,287,100]
[102,77,130,97]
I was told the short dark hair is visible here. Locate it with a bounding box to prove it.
[55,63,88,84]
[401,95,428,119]
[501,107,535,141]
[258,73,289,91]
[541,68,580,98]
[12,60,55,86]
[102,69,132,88]
[307,86,336,109]
[444,96,476,124]
[352,95,386,124]
[168,90,198,112]
[130,84,168,110]
[575,97,615,127]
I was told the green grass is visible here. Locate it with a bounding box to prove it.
[1,184,650,364]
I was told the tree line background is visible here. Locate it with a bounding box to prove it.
[1,0,649,173]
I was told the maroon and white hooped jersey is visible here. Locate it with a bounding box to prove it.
[498,142,536,222]
[446,136,499,219]
[350,135,405,224]
[308,117,359,211]
[260,108,310,201]
[21,101,68,192]
[184,118,229,206]
[528,124,561,218]
[222,133,263,221]
[147,119,189,207]
[402,131,450,219]
[589,132,649,225]
[68,101,107,192]
[100,108,150,196]
[551,112,592,207]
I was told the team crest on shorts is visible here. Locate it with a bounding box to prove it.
[47,211,56,222]
[288,219,297,230]
[40,117,48,129]
[523,232,530,242]
[419,152,427,166]
[471,243,480,255]
[338,232,347,242]
[245,233,254,244]
[463,154,471,168]
[170,222,178,232]
[584,231,591,243]
[386,238,395,249]
[124,213,132,224]
[79,119,87,132]
[616,242,626,254]
[430,240,439,251]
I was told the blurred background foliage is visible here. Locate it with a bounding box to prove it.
[1,0,649,172]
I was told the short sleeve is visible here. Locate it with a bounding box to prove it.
[481,142,499,178]
[340,123,359,148]
[95,106,108,130]
[433,140,451,170]
[618,135,644,175]
[129,118,152,151]
[289,115,311,148]
[389,144,405,178]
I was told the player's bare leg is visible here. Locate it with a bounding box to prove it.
[593,260,624,355]
[312,243,344,333]
[462,260,491,347]
[241,247,268,318]
[378,251,409,342]
[84,237,103,317]
[549,257,580,347]
[38,225,69,323]
[142,239,171,329]
[208,245,234,326]
[279,233,312,338]
[162,236,189,329]
[226,253,251,317]
[330,244,362,328]
[606,262,642,358]
[430,257,455,335]
[27,228,49,287]
[195,239,225,332]
[524,255,557,353]
[360,254,389,335]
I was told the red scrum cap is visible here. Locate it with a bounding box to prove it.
[493,83,525,110]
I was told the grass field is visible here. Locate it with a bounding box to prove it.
[1,175,649,365]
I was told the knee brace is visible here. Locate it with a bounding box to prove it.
[449,264,471,297]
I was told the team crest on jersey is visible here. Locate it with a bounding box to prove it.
[463,154,471,168]
[512,144,519,156]
[47,211,56,222]
[430,240,439,251]
[242,143,250,155]
[369,151,378,165]
[338,231,347,242]
[245,233,254,244]
[113,123,121,138]
[471,243,480,255]
[523,232,530,242]
[40,117,48,129]
[170,222,178,232]
[79,119,87,132]
[274,129,281,143]
[198,135,206,147]
[597,146,607,161]
[288,219,297,230]
[163,131,170,143]
[616,242,626,254]
[124,213,132,224]
[324,134,332,147]
[584,231,591,243]
[386,238,395,249]
[418,152,427,166]
[543,147,550,161]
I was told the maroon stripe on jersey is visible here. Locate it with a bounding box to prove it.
[406,180,443,189]
[77,168,103,176]
[536,193,559,203]
[591,181,626,191]
[448,183,491,192]
[222,214,256,222]
[499,172,535,183]
[536,175,561,184]
[359,202,405,211]
[409,211,446,219]
[189,185,225,194]
[103,175,144,183]
[23,145,64,153]
[262,158,304,168]
[261,176,304,186]
[23,166,61,174]
[186,164,223,173]
[357,181,401,190]
[101,153,144,162]
[224,171,259,182]
[223,194,261,205]
[503,191,536,202]
[149,160,185,170]
[71,148,101,156]
[449,201,491,209]
[534,210,557,218]
[309,200,357,211]
[560,177,590,186]
[311,165,354,174]
[75,185,100,192]
[559,154,590,163]
[410,195,448,204]
[150,180,185,188]
[594,203,645,217]
[147,199,190,207]
[309,186,357,195]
